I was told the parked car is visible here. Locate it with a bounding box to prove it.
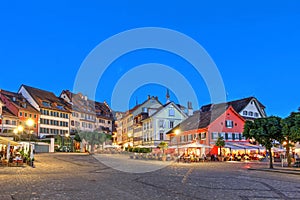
[59,146,71,152]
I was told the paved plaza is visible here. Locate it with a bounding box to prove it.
[0,153,300,200]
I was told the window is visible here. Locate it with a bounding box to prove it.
[12,121,17,125]
[201,132,206,140]
[169,121,174,129]
[232,133,236,141]
[249,111,253,116]
[227,133,232,140]
[159,120,164,128]
[188,134,193,141]
[225,133,228,140]
[225,120,234,128]
[238,133,242,141]
[169,107,175,116]
[254,112,259,117]
[42,101,50,107]
[243,111,248,115]
[212,132,218,140]
[19,112,22,117]
[24,113,27,117]
[160,132,164,140]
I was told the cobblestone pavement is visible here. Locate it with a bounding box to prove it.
[0,153,299,200]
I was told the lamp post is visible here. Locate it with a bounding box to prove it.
[26,118,34,166]
[175,129,180,162]
[13,125,24,141]
[65,133,70,152]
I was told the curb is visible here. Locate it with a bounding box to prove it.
[248,168,300,175]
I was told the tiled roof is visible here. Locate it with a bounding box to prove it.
[201,97,265,113]
[2,107,18,118]
[170,103,228,133]
[61,90,113,119]
[0,89,39,113]
[22,85,71,112]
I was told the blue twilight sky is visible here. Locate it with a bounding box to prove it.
[0,1,299,117]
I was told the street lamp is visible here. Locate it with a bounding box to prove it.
[175,129,180,162]
[13,125,24,141]
[26,118,34,166]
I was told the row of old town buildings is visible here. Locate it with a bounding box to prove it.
[0,84,269,154]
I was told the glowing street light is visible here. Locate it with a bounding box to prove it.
[174,129,181,161]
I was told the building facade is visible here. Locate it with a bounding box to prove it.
[19,85,71,137]
[141,101,188,147]
[0,89,39,135]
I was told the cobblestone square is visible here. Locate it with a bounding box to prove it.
[0,153,299,200]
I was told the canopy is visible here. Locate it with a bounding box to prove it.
[225,142,264,151]
[180,142,211,149]
[0,137,20,146]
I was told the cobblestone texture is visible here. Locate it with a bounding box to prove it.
[0,153,299,200]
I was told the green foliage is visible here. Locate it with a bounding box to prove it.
[74,132,82,142]
[281,111,300,166]
[215,136,225,147]
[282,112,300,142]
[243,116,283,168]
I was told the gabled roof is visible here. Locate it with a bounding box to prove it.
[127,96,162,114]
[21,85,71,112]
[0,89,39,113]
[201,97,265,114]
[169,103,229,133]
[142,101,187,121]
[61,90,113,120]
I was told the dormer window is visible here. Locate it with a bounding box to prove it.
[249,111,253,116]
[57,105,65,110]
[42,101,50,107]
[243,111,248,116]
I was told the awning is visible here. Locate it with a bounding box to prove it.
[0,137,20,146]
[225,142,264,151]
[180,142,212,149]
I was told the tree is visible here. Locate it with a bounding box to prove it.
[158,141,168,156]
[243,116,283,169]
[78,131,111,152]
[215,136,225,156]
[281,112,300,166]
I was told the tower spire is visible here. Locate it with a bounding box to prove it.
[166,89,170,104]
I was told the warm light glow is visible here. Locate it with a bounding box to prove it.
[283,141,287,146]
[65,133,70,137]
[175,129,180,135]
[13,128,18,134]
[18,125,24,132]
[26,118,34,127]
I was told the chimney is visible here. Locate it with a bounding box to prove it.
[148,95,150,100]
[187,101,193,116]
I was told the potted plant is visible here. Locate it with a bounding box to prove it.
[158,142,168,161]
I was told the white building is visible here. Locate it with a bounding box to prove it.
[141,101,188,146]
